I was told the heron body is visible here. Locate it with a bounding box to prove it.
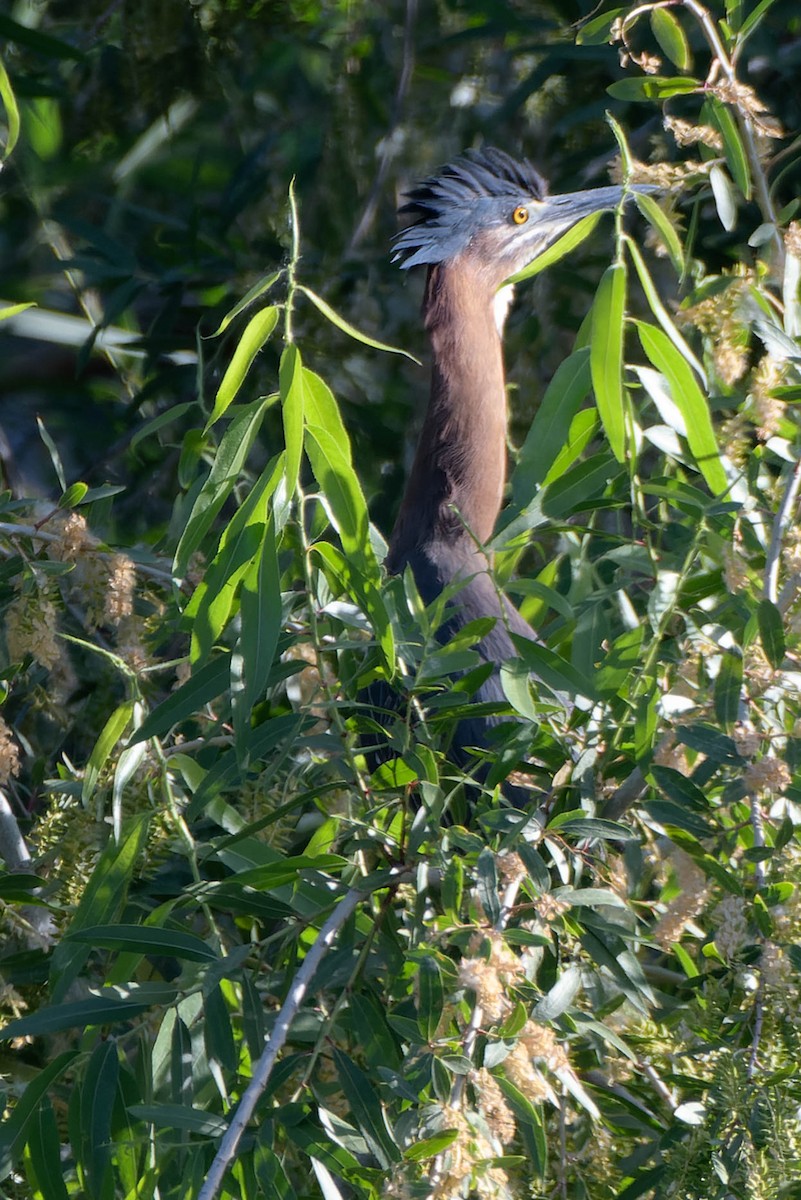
[372,148,628,794]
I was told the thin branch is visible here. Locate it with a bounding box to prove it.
[764,455,801,604]
[0,521,177,587]
[197,886,363,1200]
[348,0,418,251]
[677,0,784,263]
[0,792,56,947]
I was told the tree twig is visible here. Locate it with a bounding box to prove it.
[764,456,801,604]
[197,885,363,1200]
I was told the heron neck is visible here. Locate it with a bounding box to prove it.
[388,259,509,571]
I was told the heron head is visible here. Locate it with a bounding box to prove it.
[393,147,632,282]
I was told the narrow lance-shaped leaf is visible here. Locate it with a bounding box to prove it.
[633,191,684,274]
[26,1099,69,1200]
[82,701,134,804]
[174,398,271,577]
[50,815,150,1001]
[607,76,699,101]
[299,285,420,363]
[635,321,729,495]
[714,651,743,729]
[80,1040,118,1200]
[705,96,751,199]
[234,511,283,757]
[625,235,707,384]
[209,271,283,338]
[511,349,592,499]
[508,211,604,284]
[591,263,627,462]
[0,59,20,160]
[758,597,785,668]
[279,344,305,499]
[205,305,279,429]
[0,1052,78,1182]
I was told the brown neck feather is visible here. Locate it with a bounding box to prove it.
[387,258,508,572]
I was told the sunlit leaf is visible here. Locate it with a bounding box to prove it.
[209,271,283,337]
[709,163,738,231]
[205,305,279,429]
[82,701,134,804]
[508,211,604,284]
[651,9,691,69]
[635,321,728,495]
[590,262,627,462]
[0,58,20,160]
[299,285,420,363]
[607,76,699,101]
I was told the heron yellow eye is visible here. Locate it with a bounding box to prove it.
[512,205,529,225]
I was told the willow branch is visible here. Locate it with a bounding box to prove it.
[764,456,801,604]
[197,886,363,1200]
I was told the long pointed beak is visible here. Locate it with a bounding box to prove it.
[505,182,657,281]
[543,182,656,225]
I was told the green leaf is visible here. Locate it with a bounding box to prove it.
[512,349,592,499]
[555,818,638,842]
[0,873,45,901]
[510,635,595,702]
[185,713,312,819]
[130,653,231,744]
[635,321,728,495]
[26,1098,69,1200]
[403,1131,460,1162]
[707,98,751,199]
[204,305,279,429]
[417,956,444,1042]
[625,237,706,383]
[508,211,605,284]
[82,701,134,804]
[650,9,691,70]
[80,1040,118,1200]
[758,598,785,668]
[332,1047,400,1168]
[541,453,622,520]
[209,271,283,337]
[50,815,150,1001]
[0,13,86,59]
[57,481,89,508]
[36,417,66,492]
[651,765,710,811]
[1,987,174,1040]
[633,192,684,274]
[64,923,218,962]
[0,1052,78,1182]
[299,285,419,363]
[0,301,36,322]
[607,76,699,101]
[311,540,395,675]
[714,651,743,729]
[576,8,625,44]
[279,343,305,498]
[590,263,627,462]
[234,512,282,753]
[676,723,742,763]
[0,61,20,160]
[126,1104,228,1137]
[174,398,270,576]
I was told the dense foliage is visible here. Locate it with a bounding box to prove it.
[2,1,801,1197]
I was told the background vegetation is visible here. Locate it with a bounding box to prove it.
[2,0,801,1197]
